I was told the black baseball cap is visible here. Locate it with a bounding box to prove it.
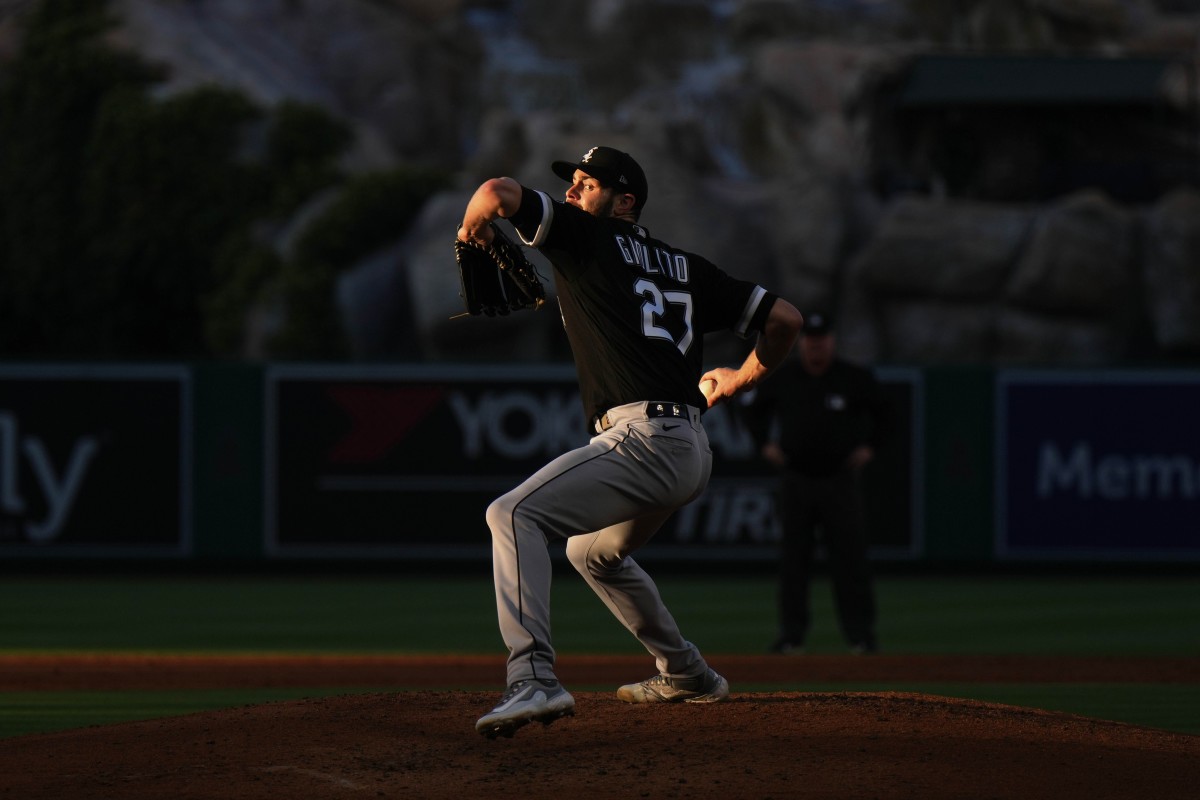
[552,146,648,213]
[802,312,834,336]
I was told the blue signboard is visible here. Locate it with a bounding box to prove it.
[996,370,1200,560]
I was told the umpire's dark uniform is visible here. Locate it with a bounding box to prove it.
[745,314,892,653]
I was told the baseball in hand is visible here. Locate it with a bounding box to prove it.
[699,378,718,401]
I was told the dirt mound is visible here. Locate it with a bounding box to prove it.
[2,655,1197,799]
[3,690,1197,799]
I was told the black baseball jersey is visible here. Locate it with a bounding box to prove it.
[507,186,776,426]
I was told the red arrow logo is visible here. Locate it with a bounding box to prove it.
[326,385,445,464]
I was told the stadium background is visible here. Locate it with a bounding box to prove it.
[1,361,1196,747]
[1,2,1198,792]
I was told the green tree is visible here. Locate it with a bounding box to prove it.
[80,85,265,355]
[265,100,354,216]
[271,167,449,358]
[0,0,162,354]
[0,0,443,360]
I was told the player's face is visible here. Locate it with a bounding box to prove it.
[564,170,623,217]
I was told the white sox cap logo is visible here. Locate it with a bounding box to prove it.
[583,146,629,186]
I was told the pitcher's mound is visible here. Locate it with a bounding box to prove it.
[3,690,1196,799]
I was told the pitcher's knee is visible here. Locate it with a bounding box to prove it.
[566,536,626,577]
[564,538,589,573]
[485,493,518,537]
[487,491,552,547]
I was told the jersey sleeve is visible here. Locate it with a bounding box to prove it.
[693,256,777,339]
[743,289,777,337]
[506,187,599,277]
[507,187,555,248]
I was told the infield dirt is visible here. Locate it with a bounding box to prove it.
[1,654,1196,799]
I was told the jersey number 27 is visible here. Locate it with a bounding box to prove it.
[636,278,694,356]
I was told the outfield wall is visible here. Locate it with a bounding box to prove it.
[1,363,1197,565]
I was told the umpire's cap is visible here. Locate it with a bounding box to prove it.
[552,146,648,213]
[802,312,834,336]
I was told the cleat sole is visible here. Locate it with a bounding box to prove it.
[481,719,528,739]
[479,706,574,738]
[538,708,575,726]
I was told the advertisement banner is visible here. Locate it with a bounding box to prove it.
[0,365,191,556]
[266,365,582,558]
[266,365,920,561]
[996,370,1200,560]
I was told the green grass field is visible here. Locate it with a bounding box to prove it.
[2,572,1197,738]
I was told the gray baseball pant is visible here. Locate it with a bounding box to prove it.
[485,401,712,687]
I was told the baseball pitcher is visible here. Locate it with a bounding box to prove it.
[456,145,803,738]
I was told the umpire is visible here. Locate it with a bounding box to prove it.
[745,311,892,654]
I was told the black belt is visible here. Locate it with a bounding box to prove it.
[593,401,690,433]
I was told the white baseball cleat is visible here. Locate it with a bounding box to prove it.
[475,679,575,739]
[617,667,729,704]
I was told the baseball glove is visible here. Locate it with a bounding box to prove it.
[454,222,546,316]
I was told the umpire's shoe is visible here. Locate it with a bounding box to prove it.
[475,679,575,739]
[617,667,729,704]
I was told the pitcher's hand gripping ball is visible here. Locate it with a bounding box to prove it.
[454,222,546,316]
